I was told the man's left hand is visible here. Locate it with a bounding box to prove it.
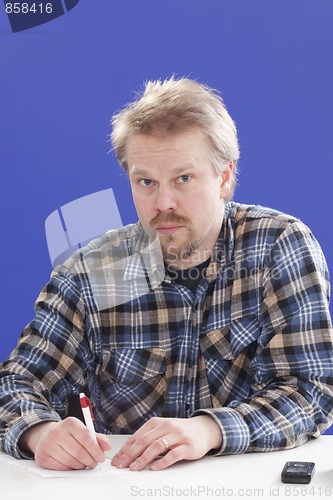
[111,415,222,471]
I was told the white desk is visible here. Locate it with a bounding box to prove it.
[1,436,333,500]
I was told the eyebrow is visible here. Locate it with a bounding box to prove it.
[129,168,152,178]
[129,164,200,178]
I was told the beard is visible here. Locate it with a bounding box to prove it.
[160,230,201,263]
[150,212,201,265]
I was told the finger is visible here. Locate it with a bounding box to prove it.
[113,417,161,460]
[111,417,171,468]
[112,430,162,468]
[126,436,173,471]
[150,444,188,471]
[62,434,102,469]
[34,453,74,471]
[51,420,105,468]
[96,433,112,452]
[68,424,107,464]
[96,434,112,460]
[35,442,93,471]
[111,434,137,465]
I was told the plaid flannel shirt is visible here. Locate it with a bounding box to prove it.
[1,202,333,459]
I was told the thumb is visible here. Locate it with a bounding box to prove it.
[96,433,112,451]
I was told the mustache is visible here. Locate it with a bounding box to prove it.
[150,213,190,227]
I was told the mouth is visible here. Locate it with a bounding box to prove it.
[155,225,184,235]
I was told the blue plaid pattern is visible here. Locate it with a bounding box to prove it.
[1,202,333,459]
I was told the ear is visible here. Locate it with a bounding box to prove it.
[219,162,233,199]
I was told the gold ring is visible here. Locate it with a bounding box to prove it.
[158,437,169,451]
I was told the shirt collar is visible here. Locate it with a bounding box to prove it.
[205,202,235,282]
[123,223,165,287]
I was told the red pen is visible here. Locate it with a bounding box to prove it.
[79,392,97,440]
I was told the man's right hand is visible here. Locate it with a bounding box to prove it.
[19,417,112,470]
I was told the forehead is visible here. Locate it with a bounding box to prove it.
[125,128,212,167]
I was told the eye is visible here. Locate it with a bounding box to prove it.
[178,174,191,183]
[140,178,153,186]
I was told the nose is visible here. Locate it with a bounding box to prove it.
[154,184,177,213]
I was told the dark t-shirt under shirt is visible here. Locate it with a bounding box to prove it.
[166,258,211,294]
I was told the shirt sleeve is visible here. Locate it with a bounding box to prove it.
[193,220,333,455]
[0,266,90,459]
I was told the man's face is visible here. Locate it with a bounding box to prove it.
[126,128,232,268]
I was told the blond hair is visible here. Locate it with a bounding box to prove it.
[111,77,240,200]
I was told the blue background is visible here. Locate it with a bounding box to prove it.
[0,0,332,367]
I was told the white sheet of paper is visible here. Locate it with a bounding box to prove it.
[0,452,129,478]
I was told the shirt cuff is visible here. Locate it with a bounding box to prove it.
[192,407,250,455]
[4,411,61,459]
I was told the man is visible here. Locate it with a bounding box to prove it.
[1,77,333,472]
